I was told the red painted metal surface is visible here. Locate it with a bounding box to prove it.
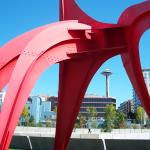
[0,1,150,150]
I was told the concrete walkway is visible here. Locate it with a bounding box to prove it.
[14,126,150,139]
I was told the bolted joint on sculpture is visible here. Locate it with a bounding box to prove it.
[0,1,150,150]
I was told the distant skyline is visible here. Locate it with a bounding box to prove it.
[0,0,149,107]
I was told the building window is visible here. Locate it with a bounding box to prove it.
[144,73,147,77]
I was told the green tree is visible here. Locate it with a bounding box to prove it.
[136,106,145,125]
[21,106,30,126]
[86,107,97,119]
[46,118,52,127]
[37,122,43,127]
[28,115,35,126]
[73,122,79,132]
[91,120,97,128]
[78,114,86,128]
[74,123,79,128]
[74,117,80,129]
[53,106,57,113]
[114,111,126,128]
[103,104,116,132]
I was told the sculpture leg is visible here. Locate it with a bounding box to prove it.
[0,41,73,150]
[0,60,45,150]
[119,2,150,116]
[0,54,58,150]
[122,52,150,116]
[55,57,99,150]
[54,51,121,150]
[0,39,90,150]
[121,15,150,116]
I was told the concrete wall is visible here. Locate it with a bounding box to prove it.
[10,136,31,150]
[105,139,150,150]
[10,136,150,150]
[30,137,54,150]
[68,139,104,150]
[10,136,104,150]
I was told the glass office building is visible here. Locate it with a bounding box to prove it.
[80,96,116,117]
[48,95,116,118]
[133,68,150,111]
[26,96,54,124]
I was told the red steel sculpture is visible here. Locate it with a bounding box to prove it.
[0,0,150,150]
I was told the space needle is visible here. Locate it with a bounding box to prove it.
[101,69,113,97]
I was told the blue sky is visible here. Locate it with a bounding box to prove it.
[0,0,149,106]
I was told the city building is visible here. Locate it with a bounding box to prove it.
[48,96,58,111]
[118,100,134,116]
[26,96,55,124]
[26,96,42,124]
[133,68,150,110]
[41,99,56,122]
[0,92,6,111]
[80,95,116,117]
[48,95,116,118]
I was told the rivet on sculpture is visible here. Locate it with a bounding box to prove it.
[0,0,150,150]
